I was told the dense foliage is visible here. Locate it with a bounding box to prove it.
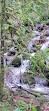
[0,0,49,110]
[5,0,49,40]
[29,49,49,77]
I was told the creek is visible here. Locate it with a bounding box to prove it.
[4,26,49,100]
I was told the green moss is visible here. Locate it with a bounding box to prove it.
[17,38,27,48]
[7,19,13,26]
[34,44,41,50]
[10,56,21,67]
[0,102,14,111]
[24,73,35,85]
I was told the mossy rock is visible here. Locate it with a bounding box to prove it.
[22,53,30,60]
[8,51,16,56]
[17,38,27,47]
[25,74,35,85]
[4,40,12,50]
[21,73,35,85]
[11,56,21,67]
[0,101,14,111]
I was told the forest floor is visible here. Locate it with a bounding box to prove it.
[0,23,49,111]
[0,86,49,111]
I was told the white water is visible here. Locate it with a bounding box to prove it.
[4,29,49,95]
[33,84,49,93]
[32,77,49,93]
[41,41,49,50]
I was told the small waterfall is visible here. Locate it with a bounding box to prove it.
[33,77,48,92]
[35,77,47,86]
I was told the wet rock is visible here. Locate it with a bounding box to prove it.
[35,75,47,86]
[28,41,33,50]
[34,34,46,45]
[4,69,20,87]
[10,56,21,67]
[30,53,35,58]
[40,34,46,44]
[31,26,33,30]
[28,41,38,52]
[8,47,16,56]
[10,47,15,52]
[44,69,49,79]
[35,23,44,31]
[33,31,40,36]
[8,51,16,56]
[46,22,49,26]
[45,33,49,37]
[22,53,30,60]
[42,28,49,37]
[21,73,35,85]
[41,41,49,50]
[34,40,40,45]
[4,40,12,51]
[24,22,28,26]
[32,47,39,52]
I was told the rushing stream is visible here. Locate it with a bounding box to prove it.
[4,28,49,99]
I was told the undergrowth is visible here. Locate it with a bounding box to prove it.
[14,100,40,111]
[29,49,49,77]
[4,0,49,49]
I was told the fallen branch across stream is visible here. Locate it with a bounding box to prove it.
[10,85,42,98]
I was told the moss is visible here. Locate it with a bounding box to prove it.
[0,101,14,111]
[4,24,9,31]
[17,38,27,48]
[22,53,30,60]
[18,51,30,60]
[34,44,41,50]
[24,73,35,85]
[10,56,21,67]
[7,19,13,25]
[4,40,12,51]
[8,51,16,56]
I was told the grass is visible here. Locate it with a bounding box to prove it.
[0,101,14,111]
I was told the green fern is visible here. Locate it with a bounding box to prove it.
[30,50,49,77]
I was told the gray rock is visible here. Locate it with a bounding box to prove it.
[10,56,21,67]
[35,23,44,31]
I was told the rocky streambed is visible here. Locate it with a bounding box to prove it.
[4,24,49,105]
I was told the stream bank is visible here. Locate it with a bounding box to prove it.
[0,23,49,111]
[4,24,49,106]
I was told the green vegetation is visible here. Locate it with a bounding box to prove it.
[0,102,14,111]
[0,0,49,110]
[10,56,21,67]
[14,100,40,111]
[4,0,49,51]
[29,49,49,77]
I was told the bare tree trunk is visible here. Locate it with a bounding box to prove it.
[0,0,5,100]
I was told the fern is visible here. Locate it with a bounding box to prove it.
[30,50,49,77]
[14,100,40,111]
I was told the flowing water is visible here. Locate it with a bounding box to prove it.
[4,56,49,95]
[3,29,49,99]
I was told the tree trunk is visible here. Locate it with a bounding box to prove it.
[0,0,5,100]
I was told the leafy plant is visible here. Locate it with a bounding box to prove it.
[29,50,49,77]
[14,100,40,111]
[4,0,49,52]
